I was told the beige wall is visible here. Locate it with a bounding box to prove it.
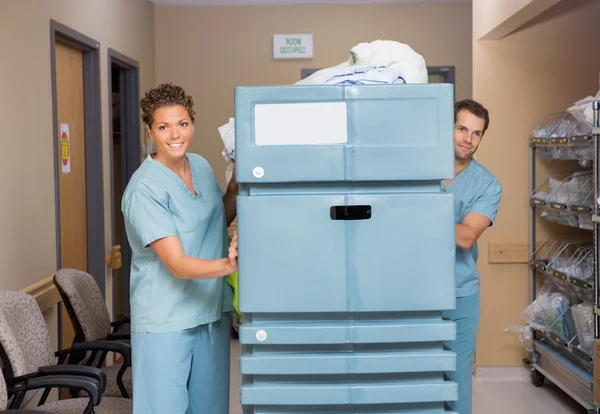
[473,0,560,40]
[474,0,530,38]
[154,2,473,188]
[473,0,600,366]
[0,0,154,362]
[0,0,154,291]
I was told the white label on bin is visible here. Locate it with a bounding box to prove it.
[254,102,348,146]
[256,330,267,342]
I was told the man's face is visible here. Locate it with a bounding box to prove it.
[454,109,485,161]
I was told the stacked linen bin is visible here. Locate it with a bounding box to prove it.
[234,83,458,414]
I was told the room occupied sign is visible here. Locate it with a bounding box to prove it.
[273,34,313,59]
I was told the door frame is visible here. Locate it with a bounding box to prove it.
[108,49,141,320]
[50,21,105,295]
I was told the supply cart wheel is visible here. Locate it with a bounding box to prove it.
[531,369,545,387]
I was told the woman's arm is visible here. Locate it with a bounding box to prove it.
[123,187,238,280]
[150,231,238,280]
[223,164,238,227]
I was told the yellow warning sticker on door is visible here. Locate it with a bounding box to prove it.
[59,123,71,174]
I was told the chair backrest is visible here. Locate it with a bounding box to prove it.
[0,291,55,407]
[0,370,8,410]
[53,269,111,342]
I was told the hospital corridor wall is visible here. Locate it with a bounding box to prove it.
[10,0,600,411]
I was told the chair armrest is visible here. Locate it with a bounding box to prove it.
[106,331,131,341]
[8,375,102,409]
[111,317,130,332]
[10,365,106,392]
[57,339,131,367]
[37,364,107,391]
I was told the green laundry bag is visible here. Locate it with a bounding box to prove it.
[227,271,241,323]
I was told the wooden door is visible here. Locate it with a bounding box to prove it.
[55,41,87,349]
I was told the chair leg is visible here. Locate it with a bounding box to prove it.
[117,365,130,399]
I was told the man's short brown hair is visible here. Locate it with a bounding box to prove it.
[454,99,490,135]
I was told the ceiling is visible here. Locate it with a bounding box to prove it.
[149,0,470,6]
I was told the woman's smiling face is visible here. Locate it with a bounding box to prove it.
[147,105,194,161]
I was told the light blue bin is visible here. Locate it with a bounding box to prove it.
[235,84,457,414]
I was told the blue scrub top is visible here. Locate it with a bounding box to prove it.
[122,153,233,333]
[445,159,502,298]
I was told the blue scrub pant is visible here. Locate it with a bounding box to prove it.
[131,312,232,414]
[443,293,480,414]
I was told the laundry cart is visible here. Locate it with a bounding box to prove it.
[234,83,458,414]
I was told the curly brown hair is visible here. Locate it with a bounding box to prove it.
[140,83,196,127]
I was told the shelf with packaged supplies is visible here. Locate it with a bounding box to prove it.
[529,171,594,230]
[528,262,595,294]
[528,238,594,297]
[534,331,593,371]
[516,278,595,371]
[530,134,593,148]
[515,97,600,413]
[528,112,595,164]
[506,279,595,378]
[529,204,593,231]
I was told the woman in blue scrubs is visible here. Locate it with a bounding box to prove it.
[443,100,502,414]
[122,83,238,414]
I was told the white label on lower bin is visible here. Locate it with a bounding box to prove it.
[254,102,348,146]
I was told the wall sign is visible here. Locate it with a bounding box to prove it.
[273,34,313,59]
[59,123,71,174]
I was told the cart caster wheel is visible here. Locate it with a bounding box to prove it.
[531,369,545,387]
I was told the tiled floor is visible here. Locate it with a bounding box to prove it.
[229,339,589,414]
[473,377,587,414]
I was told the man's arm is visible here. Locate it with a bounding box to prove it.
[456,212,492,250]
[456,180,502,250]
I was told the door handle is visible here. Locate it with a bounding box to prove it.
[105,245,122,270]
[330,205,372,221]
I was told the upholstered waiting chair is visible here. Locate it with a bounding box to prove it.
[0,291,132,413]
[0,369,56,413]
[53,270,131,399]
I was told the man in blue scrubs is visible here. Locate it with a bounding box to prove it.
[443,99,502,414]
